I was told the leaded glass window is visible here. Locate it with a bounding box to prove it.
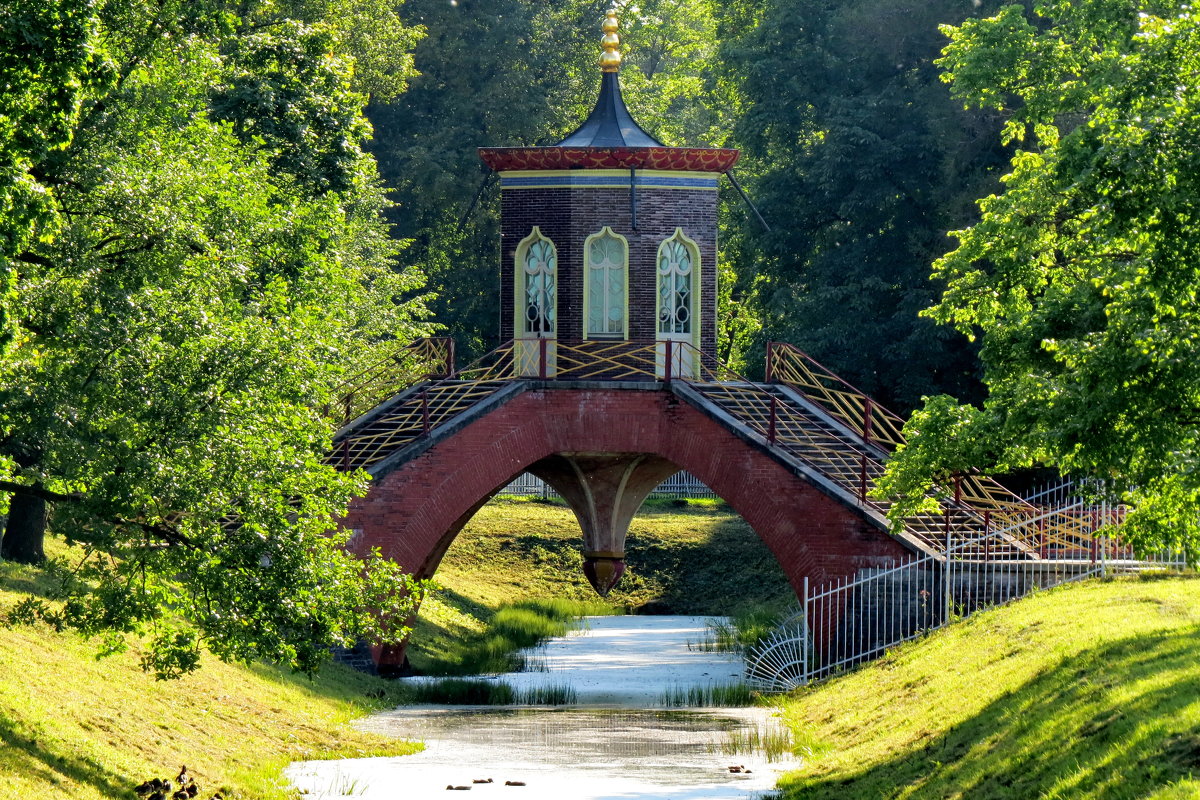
[587,228,627,337]
[522,233,556,335]
[658,234,694,335]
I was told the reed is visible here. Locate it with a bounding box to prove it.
[658,682,758,707]
[716,723,794,762]
[408,678,517,705]
[438,598,617,676]
[517,683,578,705]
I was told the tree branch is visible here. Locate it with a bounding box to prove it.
[0,480,83,503]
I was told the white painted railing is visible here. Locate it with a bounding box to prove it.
[745,506,1188,692]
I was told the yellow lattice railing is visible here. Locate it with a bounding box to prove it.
[331,337,456,423]
[766,341,1114,556]
[766,342,908,449]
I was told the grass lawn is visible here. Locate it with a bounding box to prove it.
[777,574,1200,799]
[0,551,420,800]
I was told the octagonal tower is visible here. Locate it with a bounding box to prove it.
[479,10,739,379]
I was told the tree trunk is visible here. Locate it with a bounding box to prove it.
[2,491,47,564]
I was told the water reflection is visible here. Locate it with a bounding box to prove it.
[289,707,794,799]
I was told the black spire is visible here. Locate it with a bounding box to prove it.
[556,69,663,148]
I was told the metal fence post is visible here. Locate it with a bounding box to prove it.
[421,389,430,434]
[802,575,810,685]
[944,518,953,624]
[538,337,548,380]
[859,453,868,502]
[765,341,775,384]
[664,341,673,384]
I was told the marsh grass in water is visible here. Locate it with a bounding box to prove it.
[690,607,794,654]
[429,598,616,676]
[714,722,794,763]
[518,683,578,705]
[659,682,759,707]
[407,678,517,705]
[405,679,577,706]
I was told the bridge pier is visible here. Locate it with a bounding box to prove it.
[529,453,680,595]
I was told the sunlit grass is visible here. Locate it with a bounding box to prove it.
[776,574,1200,799]
[0,541,421,800]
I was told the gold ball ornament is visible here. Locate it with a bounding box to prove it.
[599,10,621,72]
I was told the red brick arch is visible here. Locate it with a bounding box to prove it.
[343,386,912,595]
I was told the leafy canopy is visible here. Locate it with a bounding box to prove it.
[718,0,1008,403]
[0,0,433,676]
[875,0,1200,557]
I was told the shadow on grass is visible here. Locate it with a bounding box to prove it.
[781,625,1200,799]
[623,516,795,614]
[0,713,133,798]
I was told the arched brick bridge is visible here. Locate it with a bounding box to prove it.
[331,339,1075,674]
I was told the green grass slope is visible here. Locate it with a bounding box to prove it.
[408,497,796,671]
[0,554,419,800]
[778,574,1200,800]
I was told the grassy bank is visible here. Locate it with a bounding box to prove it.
[777,574,1200,799]
[0,554,420,800]
[0,496,794,795]
[407,497,795,672]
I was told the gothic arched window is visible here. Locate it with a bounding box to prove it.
[585,227,628,338]
[516,227,557,336]
[657,229,698,337]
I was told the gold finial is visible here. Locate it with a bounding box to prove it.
[599,9,621,73]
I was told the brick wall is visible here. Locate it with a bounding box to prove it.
[342,386,912,671]
[499,183,719,357]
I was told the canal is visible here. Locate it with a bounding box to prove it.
[287,616,797,799]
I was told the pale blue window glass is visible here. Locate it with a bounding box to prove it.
[523,237,556,335]
[657,237,693,334]
[587,231,626,336]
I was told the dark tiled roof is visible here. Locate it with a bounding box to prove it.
[556,72,663,148]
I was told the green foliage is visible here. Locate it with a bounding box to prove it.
[880,0,1200,557]
[0,0,434,675]
[0,0,111,349]
[721,0,1007,403]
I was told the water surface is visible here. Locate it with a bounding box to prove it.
[287,616,796,799]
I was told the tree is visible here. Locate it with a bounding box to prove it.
[0,0,110,351]
[875,0,1200,559]
[720,0,1009,405]
[0,0,434,676]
